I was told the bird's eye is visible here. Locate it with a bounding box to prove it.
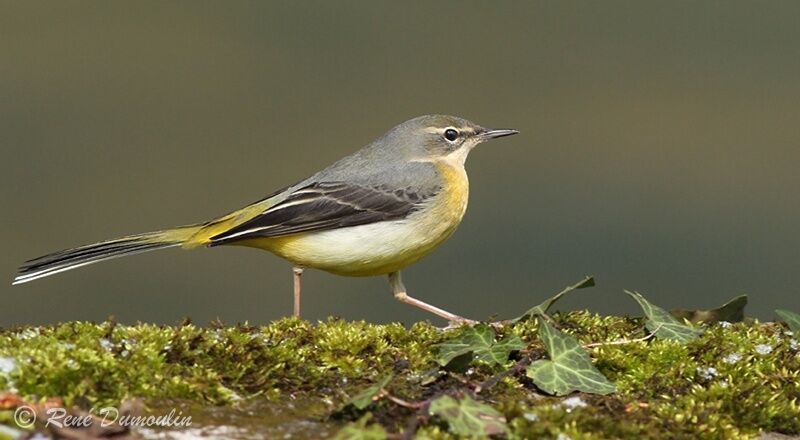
[444,128,459,142]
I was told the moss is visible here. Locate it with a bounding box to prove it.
[1,313,798,439]
[0,318,449,407]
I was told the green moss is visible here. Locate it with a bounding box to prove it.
[0,318,447,407]
[1,313,798,439]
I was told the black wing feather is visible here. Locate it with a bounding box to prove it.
[209,182,438,245]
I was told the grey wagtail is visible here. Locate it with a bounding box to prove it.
[13,115,518,322]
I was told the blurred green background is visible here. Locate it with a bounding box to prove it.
[2,1,798,326]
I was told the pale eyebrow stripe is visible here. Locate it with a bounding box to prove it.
[423,126,477,135]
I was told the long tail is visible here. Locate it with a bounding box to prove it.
[12,225,204,285]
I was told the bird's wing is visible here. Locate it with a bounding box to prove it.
[207,181,439,245]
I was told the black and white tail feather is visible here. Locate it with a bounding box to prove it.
[12,228,198,285]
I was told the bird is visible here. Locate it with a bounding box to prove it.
[13,115,518,323]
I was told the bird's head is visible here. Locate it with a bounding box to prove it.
[381,115,518,165]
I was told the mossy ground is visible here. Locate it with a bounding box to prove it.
[1,313,798,439]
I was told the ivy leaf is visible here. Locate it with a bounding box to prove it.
[526,319,616,396]
[514,276,595,322]
[671,295,748,323]
[332,414,387,440]
[776,309,800,332]
[625,290,703,343]
[344,375,393,410]
[428,394,508,436]
[484,334,525,365]
[434,324,525,367]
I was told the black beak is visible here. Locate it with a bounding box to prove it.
[480,128,519,140]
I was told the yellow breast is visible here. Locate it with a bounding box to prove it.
[429,160,470,235]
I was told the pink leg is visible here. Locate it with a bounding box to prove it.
[293,267,303,317]
[388,271,475,324]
